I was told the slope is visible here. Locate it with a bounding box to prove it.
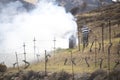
[8,2,120,74]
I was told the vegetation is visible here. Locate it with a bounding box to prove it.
[0,64,7,72]
[6,2,120,74]
[0,2,120,80]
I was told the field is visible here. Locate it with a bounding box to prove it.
[0,2,120,80]
[6,2,120,73]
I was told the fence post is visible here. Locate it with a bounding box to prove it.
[101,26,104,52]
[95,36,97,67]
[70,51,74,80]
[53,37,56,61]
[45,50,47,76]
[78,27,81,51]
[99,58,103,69]
[36,54,40,63]
[108,19,112,80]
[23,43,26,66]
[15,52,19,71]
[85,57,90,67]
[33,37,36,62]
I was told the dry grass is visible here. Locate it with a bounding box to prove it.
[7,37,120,74]
[7,3,120,74]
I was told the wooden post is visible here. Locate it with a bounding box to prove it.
[70,51,74,80]
[108,20,112,43]
[76,17,80,51]
[95,36,97,67]
[37,54,40,63]
[33,37,36,61]
[98,42,101,52]
[99,0,104,53]
[15,52,19,71]
[102,26,104,52]
[89,41,94,52]
[45,50,47,76]
[53,37,56,61]
[23,43,26,66]
[108,19,112,80]
[99,58,103,69]
[85,57,90,67]
[78,27,80,51]
[78,35,80,51]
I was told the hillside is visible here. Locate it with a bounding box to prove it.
[76,3,120,41]
[7,2,120,73]
[1,2,120,80]
[57,0,113,14]
[28,2,120,73]
[0,0,35,11]
[0,0,113,14]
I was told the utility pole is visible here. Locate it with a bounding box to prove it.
[15,52,19,71]
[33,37,36,61]
[53,37,56,61]
[70,51,74,80]
[23,43,26,66]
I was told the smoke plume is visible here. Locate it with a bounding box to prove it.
[0,0,77,66]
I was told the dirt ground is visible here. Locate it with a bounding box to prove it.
[0,66,120,80]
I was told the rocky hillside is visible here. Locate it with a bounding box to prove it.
[76,2,120,41]
[56,0,113,14]
[0,0,113,13]
[0,0,35,11]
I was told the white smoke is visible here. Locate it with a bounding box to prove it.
[0,0,77,66]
